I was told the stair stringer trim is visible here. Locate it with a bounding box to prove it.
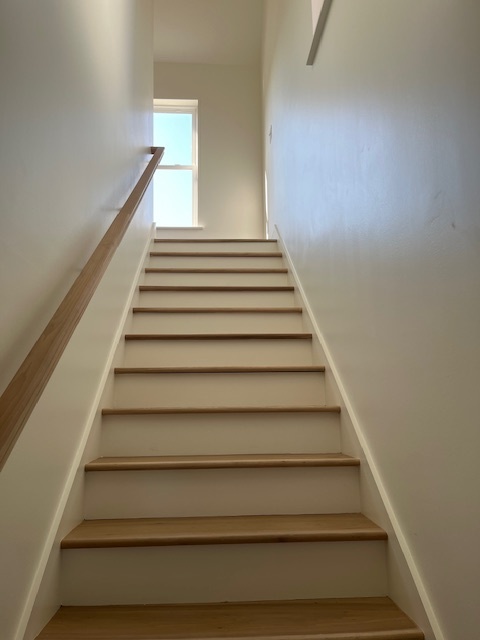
[273,225,441,640]
[20,223,157,640]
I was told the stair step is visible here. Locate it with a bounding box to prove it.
[131,308,304,333]
[153,238,279,242]
[102,406,340,416]
[140,285,294,292]
[138,289,295,308]
[123,337,314,367]
[111,369,326,408]
[100,411,341,457]
[86,453,358,471]
[62,513,386,549]
[132,306,301,312]
[143,271,290,286]
[153,240,279,253]
[36,597,424,640]
[84,456,360,519]
[125,333,312,341]
[150,251,282,257]
[114,366,325,374]
[145,267,288,273]
[148,254,286,269]
[61,542,387,604]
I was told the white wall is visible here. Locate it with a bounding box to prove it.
[0,0,154,396]
[154,62,264,237]
[0,1,154,638]
[263,1,480,639]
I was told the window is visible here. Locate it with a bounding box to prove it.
[153,99,198,227]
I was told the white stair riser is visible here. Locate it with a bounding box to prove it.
[138,290,295,308]
[153,242,279,253]
[130,312,304,334]
[85,467,360,519]
[148,256,285,269]
[155,229,208,240]
[61,541,387,605]
[112,372,326,408]
[100,412,341,456]
[123,340,314,367]
[143,272,290,287]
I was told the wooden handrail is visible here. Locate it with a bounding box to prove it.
[0,146,165,471]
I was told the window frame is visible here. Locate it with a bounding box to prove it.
[153,99,198,227]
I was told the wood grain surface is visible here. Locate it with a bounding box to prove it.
[149,252,283,257]
[132,307,302,313]
[113,366,326,374]
[145,268,289,273]
[85,453,360,472]
[154,238,278,243]
[36,597,424,639]
[138,285,294,292]
[61,513,387,549]
[124,333,312,341]
[101,406,341,416]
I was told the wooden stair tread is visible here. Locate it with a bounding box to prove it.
[145,268,288,273]
[61,513,387,549]
[132,307,302,314]
[85,453,359,471]
[150,252,282,257]
[102,406,341,416]
[139,285,294,292]
[36,597,424,639]
[124,333,312,341]
[113,366,326,374]
[154,238,278,243]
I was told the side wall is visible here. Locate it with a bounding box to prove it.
[263,1,480,639]
[0,1,154,638]
[154,62,264,237]
[0,0,154,396]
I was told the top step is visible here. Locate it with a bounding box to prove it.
[154,239,278,243]
[153,239,279,253]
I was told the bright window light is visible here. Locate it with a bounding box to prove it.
[153,99,198,227]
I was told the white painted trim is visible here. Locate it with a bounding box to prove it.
[157,165,195,170]
[274,224,444,640]
[156,226,204,230]
[14,225,155,640]
[154,98,198,109]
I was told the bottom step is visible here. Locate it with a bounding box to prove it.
[36,597,423,639]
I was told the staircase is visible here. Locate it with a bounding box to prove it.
[36,235,423,638]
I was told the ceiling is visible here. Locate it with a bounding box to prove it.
[153,0,264,66]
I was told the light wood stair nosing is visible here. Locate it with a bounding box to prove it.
[101,406,341,416]
[113,366,326,375]
[154,238,279,243]
[35,597,424,640]
[132,307,303,314]
[124,333,312,341]
[138,285,294,292]
[149,252,283,258]
[85,453,359,472]
[145,268,289,274]
[61,513,388,549]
